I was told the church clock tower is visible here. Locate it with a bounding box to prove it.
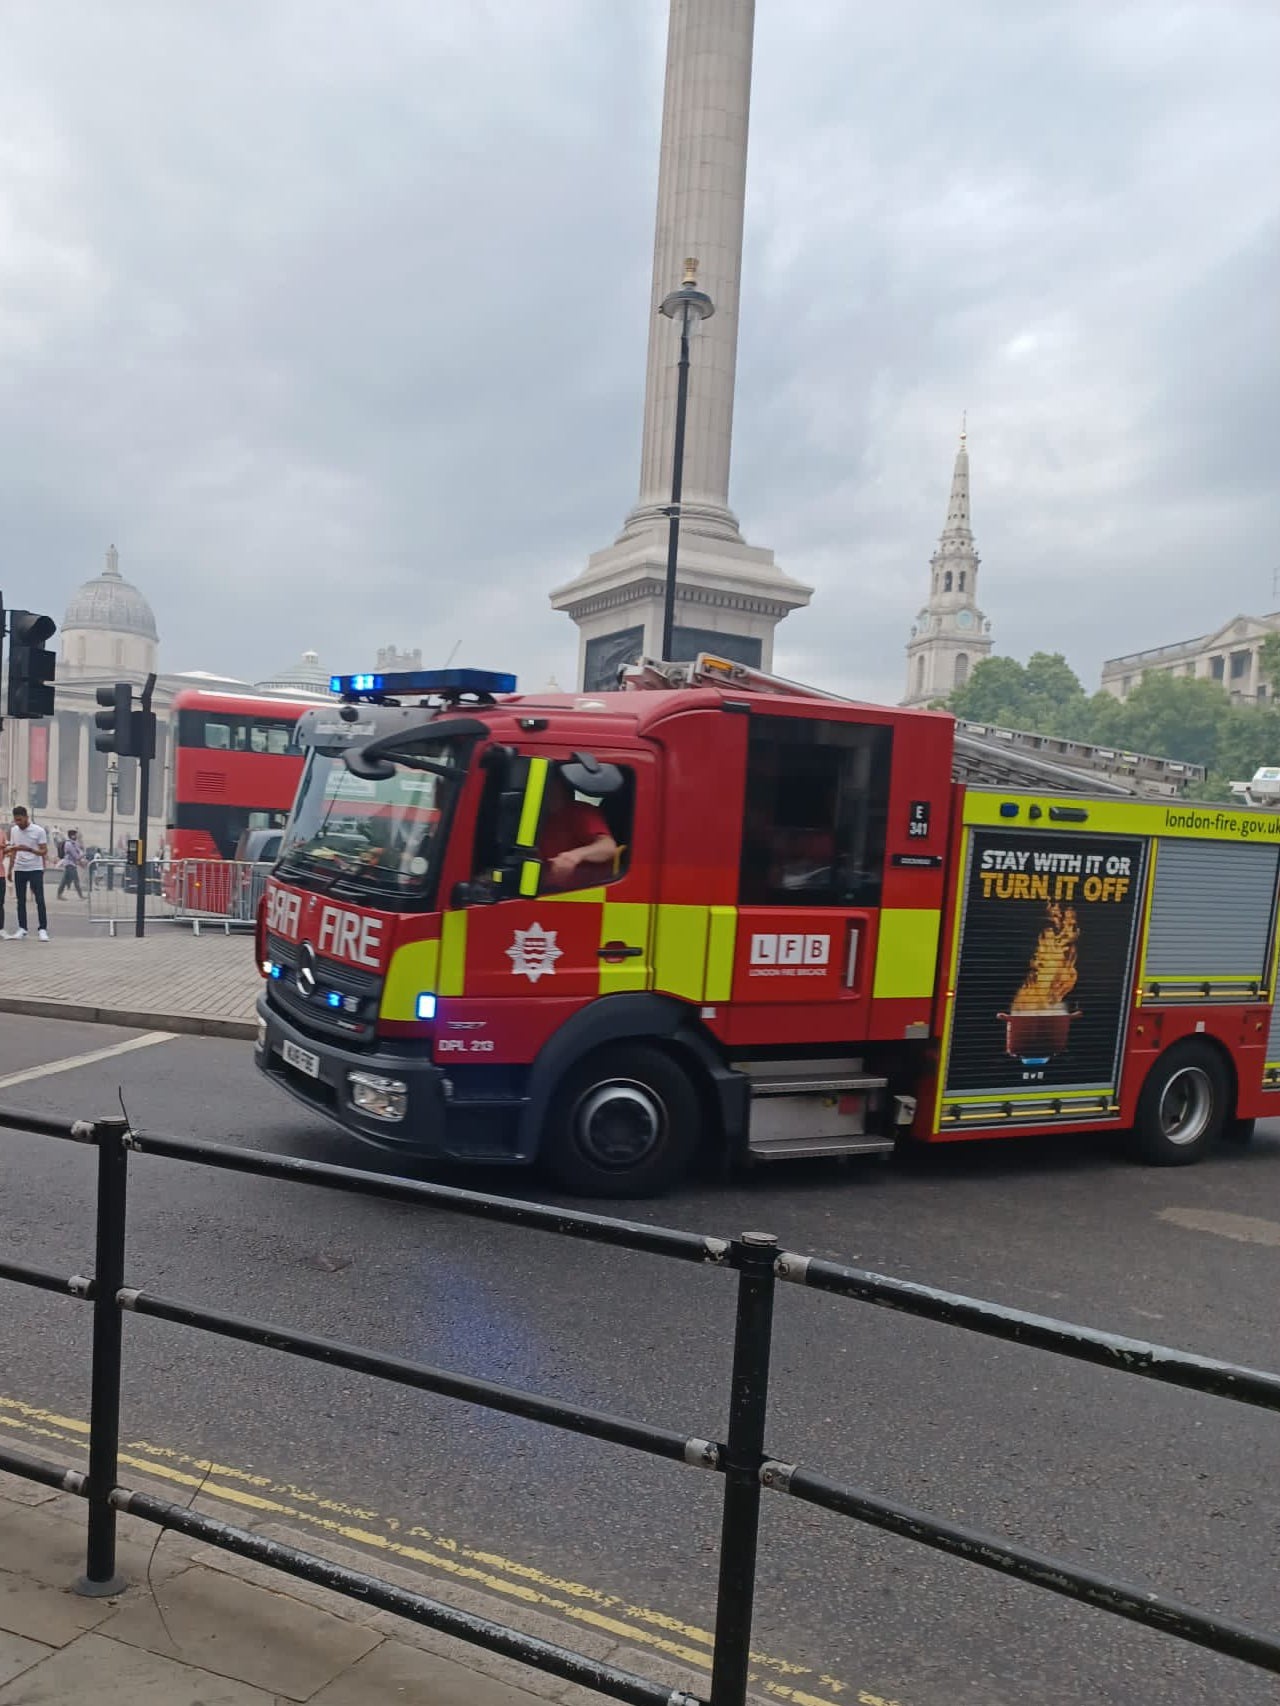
[903,424,992,705]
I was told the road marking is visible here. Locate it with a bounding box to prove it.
[0,1393,904,1706]
[0,1031,174,1090]
[1158,1206,1280,1248]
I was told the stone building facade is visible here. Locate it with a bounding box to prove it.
[0,548,338,853]
[1101,615,1280,703]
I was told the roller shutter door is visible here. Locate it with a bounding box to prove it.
[1144,841,1279,988]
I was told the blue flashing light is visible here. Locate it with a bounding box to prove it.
[326,991,344,1009]
[330,668,516,699]
[263,961,283,980]
[415,993,437,1021]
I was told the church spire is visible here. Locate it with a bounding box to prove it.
[941,422,972,543]
[902,422,992,706]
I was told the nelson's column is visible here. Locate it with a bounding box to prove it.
[550,0,811,689]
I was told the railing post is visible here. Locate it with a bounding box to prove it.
[708,1231,778,1706]
[75,1116,130,1597]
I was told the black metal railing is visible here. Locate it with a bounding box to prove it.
[2,1101,1279,1705]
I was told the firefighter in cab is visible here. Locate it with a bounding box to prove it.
[539,770,618,892]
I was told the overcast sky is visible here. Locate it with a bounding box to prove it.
[1,0,1276,703]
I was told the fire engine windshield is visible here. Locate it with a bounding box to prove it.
[277,737,467,902]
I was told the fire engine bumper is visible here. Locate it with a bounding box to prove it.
[254,996,462,1156]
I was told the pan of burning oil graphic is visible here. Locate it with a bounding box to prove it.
[997,902,1081,1064]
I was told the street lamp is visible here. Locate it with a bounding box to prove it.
[658,257,715,661]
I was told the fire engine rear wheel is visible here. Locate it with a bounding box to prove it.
[543,1046,699,1198]
[1132,1042,1228,1166]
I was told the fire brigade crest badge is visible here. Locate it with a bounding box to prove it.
[506,923,562,983]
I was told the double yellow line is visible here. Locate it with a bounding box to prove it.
[0,1392,902,1706]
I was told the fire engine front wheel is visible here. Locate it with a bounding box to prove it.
[543,1045,699,1198]
[1132,1041,1229,1166]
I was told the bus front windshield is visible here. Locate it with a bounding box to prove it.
[278,737,468,903]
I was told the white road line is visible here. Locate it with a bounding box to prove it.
[0,1031,175,1090]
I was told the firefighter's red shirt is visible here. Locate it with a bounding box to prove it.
[540,800,612,890]
[541,800,610,860]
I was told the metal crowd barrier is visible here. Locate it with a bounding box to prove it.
[168,860,273,932]
[86,860,272,933]
[1,1105,1278,1704]
[86,859,173,929]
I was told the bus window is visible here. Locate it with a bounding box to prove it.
[204,721,232,751]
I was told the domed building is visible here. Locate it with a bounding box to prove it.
[60,545,159,679]
[255,650,330,696]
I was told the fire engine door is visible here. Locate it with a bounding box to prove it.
[728,715,892,1040]
[457,752,654,1005]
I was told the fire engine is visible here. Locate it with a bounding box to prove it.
[254,658,1280,1195]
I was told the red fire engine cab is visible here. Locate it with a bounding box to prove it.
[254,658,1280,1195]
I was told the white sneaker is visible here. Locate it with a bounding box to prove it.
[9,929,26,940]
[38,929,49,941]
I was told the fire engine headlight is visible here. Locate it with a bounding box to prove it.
[348,1072,408,1122]
[415,993,436,1020]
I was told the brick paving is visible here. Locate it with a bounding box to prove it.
[0,930,257,1038]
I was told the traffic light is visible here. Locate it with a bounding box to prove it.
[94,681,157,760]
[5,609,57,719]
[95,682,136,756]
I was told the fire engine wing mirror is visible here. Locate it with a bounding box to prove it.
[559,752,624,798]
[343,749,397,781]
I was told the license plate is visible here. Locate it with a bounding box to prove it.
[282,1040,320,1079]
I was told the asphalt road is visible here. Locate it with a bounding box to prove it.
[1,1014,1278,1706]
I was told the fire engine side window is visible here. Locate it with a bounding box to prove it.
[541,763,633,887]
[739,717,892,908]
[471,756,634,890]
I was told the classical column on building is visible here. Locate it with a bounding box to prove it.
[902,425,993,706]
[550,0,811,689]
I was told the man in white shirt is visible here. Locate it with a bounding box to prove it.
[5,807,50,940]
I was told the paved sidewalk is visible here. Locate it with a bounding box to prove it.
[0,1471,684,1705]
[0,932,256,1039]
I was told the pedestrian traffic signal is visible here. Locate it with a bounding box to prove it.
[5,609,57,719]
[94,682,136,756]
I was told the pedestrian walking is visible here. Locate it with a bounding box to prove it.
[4,806,51,940]
[57,828,87,899]
[0,819,6,939]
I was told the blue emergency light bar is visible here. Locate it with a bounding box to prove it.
[329,668,518,698]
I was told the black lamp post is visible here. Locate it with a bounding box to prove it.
[658,258,715,662]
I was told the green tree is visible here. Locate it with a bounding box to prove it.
[948,652,1091,738]
[1213,700,1280,787]
[1258,632,1280,694]
[1104,671,1228,771]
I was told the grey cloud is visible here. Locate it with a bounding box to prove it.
[0,1,1276,705]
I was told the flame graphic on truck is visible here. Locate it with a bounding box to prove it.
[999,904,1082,1064]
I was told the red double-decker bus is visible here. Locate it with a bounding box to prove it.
[167,688,330,863]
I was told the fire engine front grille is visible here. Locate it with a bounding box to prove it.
[264,932,382,1045]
